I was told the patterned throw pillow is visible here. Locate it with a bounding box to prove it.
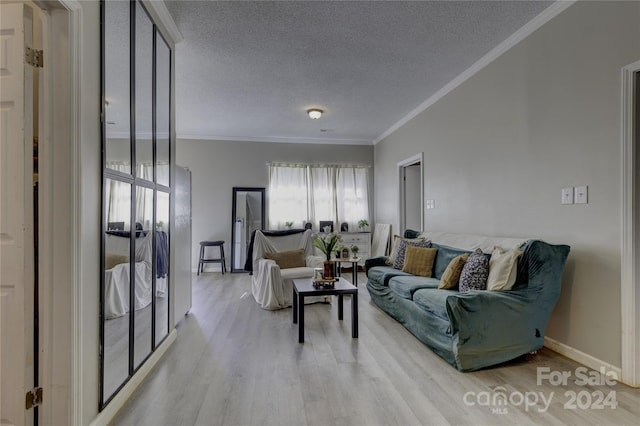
[392,238,432,270]
[459,248,489,293]
[438,253,469,289]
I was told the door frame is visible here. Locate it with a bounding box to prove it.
[397,153,424,233]
[621,60,640,387]
[34,0,82,424]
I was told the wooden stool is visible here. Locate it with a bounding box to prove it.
[198,240,226,275]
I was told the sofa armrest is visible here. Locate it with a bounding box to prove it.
[365,256,388,276]
[446,290,541,346]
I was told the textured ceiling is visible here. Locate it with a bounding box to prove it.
[165,0,554,144]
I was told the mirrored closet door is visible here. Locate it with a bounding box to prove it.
[100,0,173,409]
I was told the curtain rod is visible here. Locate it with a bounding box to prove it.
[266,162,371,168]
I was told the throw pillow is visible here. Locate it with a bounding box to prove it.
[385,235,403,265]
[438,253,469,289]
[486,246,523,291]
[105,253,128,269]
[392,238,432,270]
[402,246,438,277]
[264,248,306,269]
[459,248,489,293]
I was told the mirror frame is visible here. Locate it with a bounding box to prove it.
[231,187,265,272]
[99,0,172,410]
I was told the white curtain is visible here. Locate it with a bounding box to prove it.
[308,166,336,228]
[268,164,308,229]
[268,163,369,230]
[336,167,369,231]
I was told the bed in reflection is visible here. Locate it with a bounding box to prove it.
[104,229,169,319]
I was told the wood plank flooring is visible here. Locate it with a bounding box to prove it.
[111,272,640,425]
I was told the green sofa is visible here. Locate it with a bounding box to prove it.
[365,230,570,372]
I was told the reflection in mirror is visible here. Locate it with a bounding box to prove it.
[231,188,265,272]
[104,0,131,174]
[103,179,131,400]
[156,32,170,187]
[134,186,153,368]
[135,2,153,181]
[155,191,169,344]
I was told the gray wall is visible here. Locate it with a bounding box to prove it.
[177,139,374,271]
[374,1,640,368]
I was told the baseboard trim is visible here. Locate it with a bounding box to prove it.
[544,336,622,381]
[89,330,177,426]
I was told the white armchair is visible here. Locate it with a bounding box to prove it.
[104,231,161,319]
[251,229,329,310]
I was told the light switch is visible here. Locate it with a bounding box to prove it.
[561,187,574,205]
[425,199,435,209]
[575,186,588,204]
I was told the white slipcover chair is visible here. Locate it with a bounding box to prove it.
[251,229,329,310]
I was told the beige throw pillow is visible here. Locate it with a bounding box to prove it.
[486,247,523,291]
[402,246,437,277]
[438,253,469,289]
[105,253,128,270]
[264,248,306,269]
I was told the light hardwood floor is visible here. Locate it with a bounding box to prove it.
[111,272,640,425]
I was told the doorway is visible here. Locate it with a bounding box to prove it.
[397,153,424,233]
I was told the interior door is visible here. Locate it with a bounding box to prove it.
[0,3,35,425]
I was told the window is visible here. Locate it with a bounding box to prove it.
[268,163,370,230]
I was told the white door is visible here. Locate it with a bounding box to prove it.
[1,3,35,425]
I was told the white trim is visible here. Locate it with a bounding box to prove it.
[397,153,424,233]
[89,331,177,426]
[621,60,640,387]
[544,337,622,382]
[143,0,183,44]
[373,0,576,145]
[56,0,83,423]
[177,133,373,145]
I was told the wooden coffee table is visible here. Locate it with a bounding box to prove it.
[292,277,358,343]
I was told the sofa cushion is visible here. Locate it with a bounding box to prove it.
[264,248,306,269]
[413,288,456,321]
[368,266,411,286]
[459,248,489,293]
[389,276,440,300]
[439,253,469,289]
[431,244,473,279]
[487,246,523,291]
[402,246,437,277]
[392,238,432,269]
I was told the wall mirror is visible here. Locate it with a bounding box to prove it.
[231,187,265,272]
[100,0,172,409]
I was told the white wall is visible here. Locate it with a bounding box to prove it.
[177,139,374,271]
[374,1,640,368]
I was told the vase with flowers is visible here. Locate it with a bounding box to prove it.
[312,231,342,279]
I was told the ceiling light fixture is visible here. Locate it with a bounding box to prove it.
[307,108,323,119]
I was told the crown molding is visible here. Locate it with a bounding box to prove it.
[143,0,183,44]
[177,133,373,146]
[373,0,577,145]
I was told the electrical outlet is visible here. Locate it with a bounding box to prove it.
[561,187,574,205]
[575,186,588,204]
